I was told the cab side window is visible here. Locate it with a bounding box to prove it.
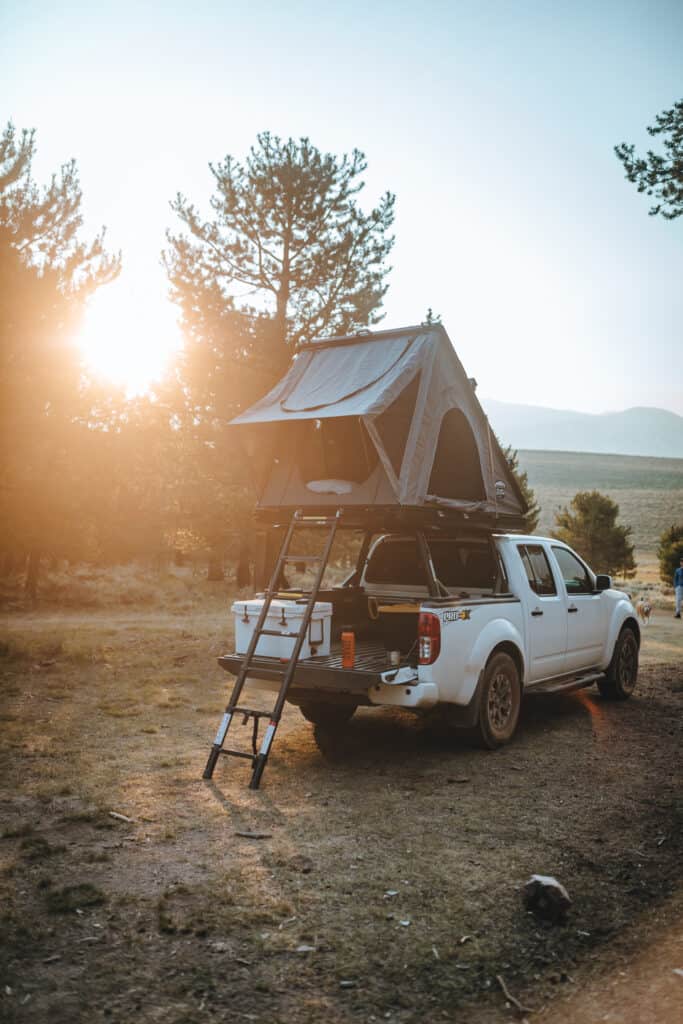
[518,544,557,596]
[552,546,593,595]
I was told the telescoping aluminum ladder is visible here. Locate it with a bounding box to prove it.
[202,508,341,790]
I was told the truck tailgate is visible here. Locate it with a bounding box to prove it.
[218,641,391,696]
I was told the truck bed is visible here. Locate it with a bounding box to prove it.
[218,640,402,696]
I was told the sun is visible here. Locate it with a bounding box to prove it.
[76,278,182,394]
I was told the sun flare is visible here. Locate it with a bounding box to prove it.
[77,280,182,394]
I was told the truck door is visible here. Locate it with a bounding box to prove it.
[516,543,567,681]
[551,546,605,671]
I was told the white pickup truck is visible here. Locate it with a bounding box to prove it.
[220,532,640,749]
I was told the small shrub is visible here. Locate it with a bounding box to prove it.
[1,823,34,839]
[657,523,683,584]
[20,836,64,861]
[553,491,636,577]
[46,883,107,913]
[0,635,64,663]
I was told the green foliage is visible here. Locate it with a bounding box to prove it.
[0,245,89,584]
[657,523,683,584]
[81,395,182,564]
[423,308,441,324]
[553,491,636,578]
[0,121,120,597]
[615,99,683,220]
[502,445,540,533]
[0,121,120,293]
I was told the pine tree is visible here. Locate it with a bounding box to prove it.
[553,491,636,579]
[656,524,683,585]
[0,121,120,292]
[165,132,395,355]
[501,445,540,533]
[0,121,120,598]
[615,99,683,220]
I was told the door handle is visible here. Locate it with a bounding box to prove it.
[568,606,578,613]
[531,609,543,617]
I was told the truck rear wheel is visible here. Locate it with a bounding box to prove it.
[598,626,639,700]
[298,702,357,729]
[474,652,521,749]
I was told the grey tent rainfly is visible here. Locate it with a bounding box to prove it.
[230,323,526,526]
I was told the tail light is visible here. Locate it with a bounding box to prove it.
[418,612,441,665]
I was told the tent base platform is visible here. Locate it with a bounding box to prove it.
[253,504,526,533]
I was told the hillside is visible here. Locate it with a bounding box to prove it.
[517,449,683,553]
[483,400,683,459]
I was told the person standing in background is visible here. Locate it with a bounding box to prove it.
[675,557,683,619]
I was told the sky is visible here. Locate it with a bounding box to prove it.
[2,0,682,413]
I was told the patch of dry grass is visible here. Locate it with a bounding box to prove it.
[519,449,683,553]
[0,562,246,614]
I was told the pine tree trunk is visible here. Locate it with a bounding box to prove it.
[207,548,224,582]
[236,532,251,588]
[2,551,18,576]
[25,549,41,603]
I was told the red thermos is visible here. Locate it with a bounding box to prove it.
[341,631,356,669]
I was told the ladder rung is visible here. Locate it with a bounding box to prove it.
[242,665,287,678]
[220,748,256,762]
[260,589,305,598]
[296,518,338,526]
[230,706,274,718]
[259,628,302,638]
[282,555,322,563]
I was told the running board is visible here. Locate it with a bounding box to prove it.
[526,672,604,696]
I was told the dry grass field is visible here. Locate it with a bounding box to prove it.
[519,449,683,553]
[1,567,682,1024]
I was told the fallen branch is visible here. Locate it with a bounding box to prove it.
[235,831,271,840]
[109,811,135,823]
[496,975,536,1016]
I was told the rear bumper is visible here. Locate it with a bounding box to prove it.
[217,650,436,708]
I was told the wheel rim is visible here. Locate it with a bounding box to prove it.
[488,672,514,732]
[617,634,638,692]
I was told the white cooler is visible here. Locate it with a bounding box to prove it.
[232,599,332,660]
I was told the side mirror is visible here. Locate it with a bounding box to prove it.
[595,574,612,592]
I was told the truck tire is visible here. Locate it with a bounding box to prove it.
[298,702,357,728]
[474,652,521,749]
[597,626,639,700]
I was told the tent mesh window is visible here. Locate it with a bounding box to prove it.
[428,408,486,501]
[373,373,421,477]
[297,417,379,484]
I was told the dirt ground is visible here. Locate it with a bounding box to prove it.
[1,592,682,1024]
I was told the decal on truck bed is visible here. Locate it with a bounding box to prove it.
[443,608,472,623]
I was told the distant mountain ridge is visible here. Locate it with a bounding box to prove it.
[481,399,683,459]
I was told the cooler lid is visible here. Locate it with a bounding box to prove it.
[231,599,333,616]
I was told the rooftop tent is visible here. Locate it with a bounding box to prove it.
[230,324,527,523]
